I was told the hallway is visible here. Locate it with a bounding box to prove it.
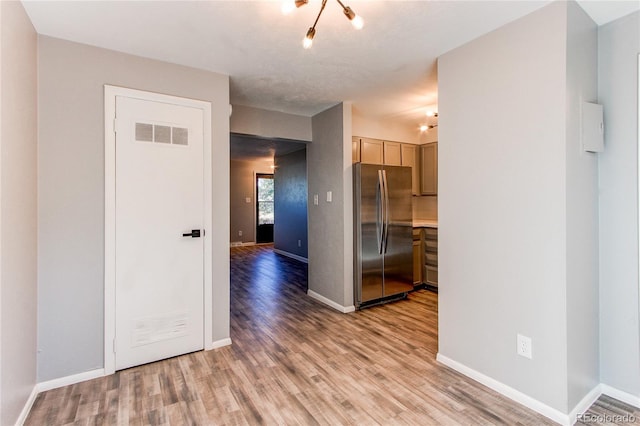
[24,245,636,424]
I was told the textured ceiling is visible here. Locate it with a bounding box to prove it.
[23,0,639,131]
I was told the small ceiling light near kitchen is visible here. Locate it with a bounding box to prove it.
[285,0,364,49]
[420,125,428,132]
[426,111,438,118]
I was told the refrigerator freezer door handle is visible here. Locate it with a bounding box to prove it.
[376,170,384,255]
[382,170,390,254]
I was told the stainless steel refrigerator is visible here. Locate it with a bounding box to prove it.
[354,163,413,308]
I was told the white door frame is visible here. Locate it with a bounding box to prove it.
[104,85,213,375]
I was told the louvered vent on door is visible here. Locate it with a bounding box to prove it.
[134,123,189,146]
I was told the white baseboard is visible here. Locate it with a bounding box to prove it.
[307,289,356,313]
[15,385,39,426]
[37,368,106,393]
[273,248,308,264]
[210,337,232,349]
[601,384,640,409]
[570,384,603,424]
[436,353,571,426]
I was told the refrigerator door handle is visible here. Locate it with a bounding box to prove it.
[376,170,384,255]
[382,170,390,254]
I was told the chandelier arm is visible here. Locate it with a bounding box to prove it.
[311,0,328,31]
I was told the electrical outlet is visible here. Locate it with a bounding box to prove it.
[298,240,301,247]
[238,230,243,237]
[313,194,319,205]
[326,191,332,202]
[517,334,533,359]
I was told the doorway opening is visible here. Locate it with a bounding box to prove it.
[256,174,274,243]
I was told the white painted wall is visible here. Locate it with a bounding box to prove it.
[37,36,230,381]
[439,1,600,415]
[231,104,312,142]
[307,103,354,310]
[230,159,273,244]
[0,2,38,424]
[352,110,424,144]
[565,1,600,409]
[598,10,640,397]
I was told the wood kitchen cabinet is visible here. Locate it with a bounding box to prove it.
[401,143,419,195]
[421,142,438,195]
[412,229,423,285]
[352,137,361,163]
[383,141,402,166]
[353,136,421,194]
[423,227,438,287]
[359,137,384,164]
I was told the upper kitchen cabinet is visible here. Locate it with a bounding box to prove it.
[359,137,384,164]
[400,144,419,196]
[383,141,402,166]
[421,142,438,195]
[352,136,361,163]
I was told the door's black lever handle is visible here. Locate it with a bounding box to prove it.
[182,229,201,238]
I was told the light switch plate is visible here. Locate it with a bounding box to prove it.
[326,191,332,202]
[582,102,604,152]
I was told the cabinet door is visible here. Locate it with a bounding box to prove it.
[421,142,438,195]
[360,138,383,164]
[413,240,422,285]
[352,136,361,163]
[383,141,402,166]
[401,144,419,195]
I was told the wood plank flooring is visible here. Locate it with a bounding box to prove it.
[25,245,639,425]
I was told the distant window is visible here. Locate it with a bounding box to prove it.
[257,175,274,225]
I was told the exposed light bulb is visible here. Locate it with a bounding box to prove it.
[351,14,364,30]
[420,125,428,132]
[343,6,364,30]
[281,1,296,15]
[426,111,437,117]
[303,27,315,49]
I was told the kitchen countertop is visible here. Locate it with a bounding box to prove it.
[413,219,438,228]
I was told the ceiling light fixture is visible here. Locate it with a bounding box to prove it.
[285,0,364,49]
[426,111,439,118]
[420,124,438,132]
[282,0,309,15]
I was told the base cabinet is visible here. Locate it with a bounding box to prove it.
[423,227,438,287]
[412,229,423,285]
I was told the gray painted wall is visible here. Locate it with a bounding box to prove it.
[308,103,354,308]
[230,158,273,243]
[439,1,601,413]
[0,2,38,423]
[37,36,230,381]
[565,1,600,409]
[231,104,312,142]
[598,10,640,396]
[274,149,308,258]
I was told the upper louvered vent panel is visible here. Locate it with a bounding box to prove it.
[134,122,189,146]
[135,123,153,142]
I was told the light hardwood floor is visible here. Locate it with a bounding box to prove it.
[25,245,639,425]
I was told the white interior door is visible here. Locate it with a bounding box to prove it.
[114,95,205,370]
